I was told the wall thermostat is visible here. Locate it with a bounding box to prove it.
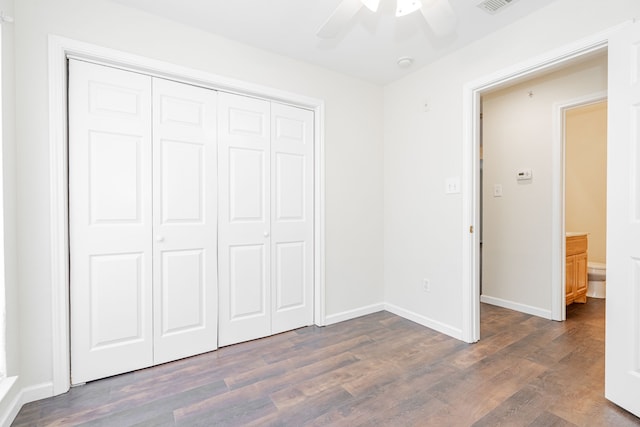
[516,168,532,181]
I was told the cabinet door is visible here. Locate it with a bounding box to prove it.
[152,78,218,364]
[575,252,588,303]
[565,255,575,305]
[69,60,153,384]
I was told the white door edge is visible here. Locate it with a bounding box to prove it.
[48,35,326,396]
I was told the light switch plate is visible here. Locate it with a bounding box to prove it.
[445,177,461,194]
[493,184,503,197]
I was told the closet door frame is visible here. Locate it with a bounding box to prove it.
[48,36,326,396]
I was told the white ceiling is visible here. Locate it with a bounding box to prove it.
[109,0,559,85]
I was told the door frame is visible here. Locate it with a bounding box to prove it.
[552,91,608,321]
[461,25,625,343]
[48,35,327,395]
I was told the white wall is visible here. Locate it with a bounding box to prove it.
[481,55,607,313]
[383,0,640,334]
[12,0,384,402]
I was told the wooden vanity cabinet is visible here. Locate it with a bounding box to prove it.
[566,234,588,305]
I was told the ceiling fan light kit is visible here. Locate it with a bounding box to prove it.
[360,0,380,12]
[316,0,457,40]
[395,0,423,17]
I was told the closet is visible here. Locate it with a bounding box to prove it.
[69,60,314,384]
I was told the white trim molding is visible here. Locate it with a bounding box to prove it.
[0,376,18,426]
[48,35,326,396]
[480,295,552,320]
[324,303,385,326]
[551,91,608,322]
[385,303,463,340]
[0,379,53,427]
[461,23,624,343]
[324,302,462,341]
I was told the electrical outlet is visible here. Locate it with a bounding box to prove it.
[422,279,430,292]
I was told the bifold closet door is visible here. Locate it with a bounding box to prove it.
[69,60,154,384]
[151,78,218,365]
[218,93,272,346]
[270,102,314,335]
[218,92,314,347]
[70,60,218,384]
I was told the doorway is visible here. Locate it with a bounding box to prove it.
[477,53,608,326]
[563,98,608,315]
[465,22,640,418]
[460,36,610,343]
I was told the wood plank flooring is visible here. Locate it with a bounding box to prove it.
[12,299,640,426]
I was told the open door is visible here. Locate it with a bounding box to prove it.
[605,20,640,418]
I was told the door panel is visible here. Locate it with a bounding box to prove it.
[152,78,218,364]
[275,242,306,310]
[160,140,204,223]
[159,250,205,334]
[89,253,145,348]
[218,92,271,346]
[229,148,266,221]
[69,60,153,384]
[229,244,267,319]
[271,103,314,334]
[89,132,142,223]
[606,21,640,417]
[275,153,305,220]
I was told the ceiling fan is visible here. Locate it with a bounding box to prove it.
[316,0,457,39]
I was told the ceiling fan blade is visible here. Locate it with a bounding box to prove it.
[316,0,365,39]
[420,0,457,37]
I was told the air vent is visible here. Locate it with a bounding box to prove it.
[477,0,517,14]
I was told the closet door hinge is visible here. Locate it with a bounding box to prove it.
[469,225,474,234]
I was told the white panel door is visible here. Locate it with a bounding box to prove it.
[605,21,640,417]
[69,60,153,384]
[270,103,314,334]
[218,92,272,346]
[152,78,218,364]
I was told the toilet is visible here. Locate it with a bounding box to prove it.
[587,262,606,299]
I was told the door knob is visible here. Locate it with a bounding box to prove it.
[156,236,165,242]
[264,232,270,238]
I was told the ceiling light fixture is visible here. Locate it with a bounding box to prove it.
[396,0,423,17]
[360,0,380,12]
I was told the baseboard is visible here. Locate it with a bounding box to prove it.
[20,381,54,405]
[481,295,552,319]
[0,380,53,427]
[384,303,463,340]
[324,302,463,340]
[324,302,385,325]
[0,376,18,427]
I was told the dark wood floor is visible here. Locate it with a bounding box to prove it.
[12,299,640,426]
